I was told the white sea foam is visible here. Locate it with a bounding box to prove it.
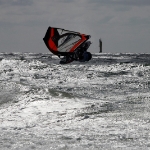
[0,53,150,150]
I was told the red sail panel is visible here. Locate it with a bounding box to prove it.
[48,28,57,52]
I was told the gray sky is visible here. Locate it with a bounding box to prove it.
[0,0,150,54]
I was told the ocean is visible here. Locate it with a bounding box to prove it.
[0,53,150,150]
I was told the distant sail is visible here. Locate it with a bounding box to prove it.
[43,27,90,55]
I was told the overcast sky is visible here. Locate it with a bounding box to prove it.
[0,0,150,54]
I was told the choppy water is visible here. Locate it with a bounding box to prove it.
[0,53,150,150]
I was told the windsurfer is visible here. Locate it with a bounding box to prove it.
[60,41,92,64]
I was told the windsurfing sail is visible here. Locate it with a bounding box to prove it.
[43,27,91,56]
